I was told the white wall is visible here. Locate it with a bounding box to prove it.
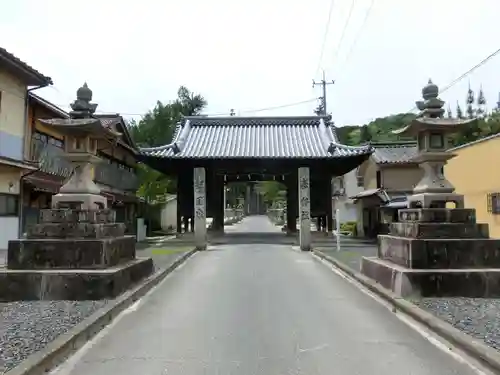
[334,169,363,224]
[0,217,19,249]
[160,197,177,231]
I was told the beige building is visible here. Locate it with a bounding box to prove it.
[350,141,421,238]
[0,47,53,248]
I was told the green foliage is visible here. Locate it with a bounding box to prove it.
[340,221,357,235]
[337,113,417,145]
[450,112,500,147]
[130,86,207,202]
[337,111,500,148]
[255,181,286,206]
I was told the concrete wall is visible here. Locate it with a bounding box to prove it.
[0,69,25,161]
[381,165,422,192]
[445,135,500,238]
[160,197,177,231]
[0,165,22,249]
[334,169,362,224]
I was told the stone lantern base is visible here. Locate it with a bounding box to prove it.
[361,208,500,297]
[0,208,154,301]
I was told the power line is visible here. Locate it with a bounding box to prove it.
[0,84,319,117]
[335,0,375,76]
[405,46,500,114]
[330,0,356,70]
[222,98,319,115]
[315,0,337,77]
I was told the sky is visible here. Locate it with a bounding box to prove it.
[1,0,500,126]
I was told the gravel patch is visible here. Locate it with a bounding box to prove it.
[0,247,194,374]
[0,300,108,374]
[315,245,500,352]
[413,298,500,351]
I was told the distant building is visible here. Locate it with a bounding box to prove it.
[445,133,500,238]
[0,47,52,248]
[350,141,421,238]
[331,169,362,224]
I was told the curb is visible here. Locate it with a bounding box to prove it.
[6,249,198,375]
[313,250,500,374]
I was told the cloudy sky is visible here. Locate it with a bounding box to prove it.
[1,0,499,126]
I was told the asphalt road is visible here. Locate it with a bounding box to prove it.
[51,216,477,375]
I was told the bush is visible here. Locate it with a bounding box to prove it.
[340,221,357,235]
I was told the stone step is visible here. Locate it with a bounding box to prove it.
[27,223,126,239]
[398,208,476,224]
[361,256,500,298]
[389,222,489,239]
[8,236,136,270]
[0,257,153,301]
[378,235,500,269]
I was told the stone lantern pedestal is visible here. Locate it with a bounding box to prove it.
[361,80,500,298]
[0,83,153,301]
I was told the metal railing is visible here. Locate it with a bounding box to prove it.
[31,138,140,192]
[31,138,72,177]
[94,162,140,192]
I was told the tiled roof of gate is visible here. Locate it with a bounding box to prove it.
[140,116,373,159]
[371,141,418,164]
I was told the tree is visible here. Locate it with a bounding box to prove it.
[359,125,372,143]
[255,181,286,206]
[130,86,207,202]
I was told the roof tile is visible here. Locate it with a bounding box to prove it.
[142,116,373,159]
[0,47,52,85]
[371,142,418,164]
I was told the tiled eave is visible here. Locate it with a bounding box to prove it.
[140,116,373,160]
[0,47,52,86]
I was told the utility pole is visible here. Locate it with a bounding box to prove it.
[312,70,335,115]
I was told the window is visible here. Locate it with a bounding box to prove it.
[0,194,19,216]
[376,170,382,188]
[429,133,444,149]
[356,176,364,187]
[487,193,500,214]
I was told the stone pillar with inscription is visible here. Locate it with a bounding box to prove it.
[193,167,207,250]
[298,167,311,251]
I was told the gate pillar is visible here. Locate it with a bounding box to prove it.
[298,167,311,251]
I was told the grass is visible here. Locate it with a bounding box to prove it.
[149,246,194,255]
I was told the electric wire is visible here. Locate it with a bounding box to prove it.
[405,46,500,113]
[330,0,356,70]
[335,0,375,77]
[315,0,337,77]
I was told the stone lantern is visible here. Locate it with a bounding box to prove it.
[0,83,153,301]
[41,83,120,210]
[360,80,500,298]
[393,79,476,209]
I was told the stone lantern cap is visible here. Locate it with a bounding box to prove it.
[39,82,122,143]
[393,79,477,138]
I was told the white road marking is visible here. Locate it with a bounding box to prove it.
[298,343,329,353]
[49,253,197,375]
[313,253,494,375]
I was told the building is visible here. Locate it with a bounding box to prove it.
[22,93,141,234]
[332,169,363,224]
[445,133,500,238]
[0,47,53,248]
[139,116,373,248]
[350,141,421,238]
